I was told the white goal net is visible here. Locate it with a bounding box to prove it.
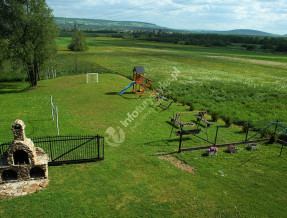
[86,73,99,83]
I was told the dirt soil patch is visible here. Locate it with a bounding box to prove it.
[158,155,196,174]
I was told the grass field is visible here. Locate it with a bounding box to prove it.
[0,74,286,217]
[0,37,287,217]
[1,37,286,124]
[52,37,287,126]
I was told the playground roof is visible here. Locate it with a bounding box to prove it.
[133,66,145,74]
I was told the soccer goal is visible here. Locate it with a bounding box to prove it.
[86,73,99,83]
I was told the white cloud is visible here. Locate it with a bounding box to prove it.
[46,0,287,34]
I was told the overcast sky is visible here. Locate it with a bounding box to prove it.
[46,0,287,35]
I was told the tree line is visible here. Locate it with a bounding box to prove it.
[113,31,287,52]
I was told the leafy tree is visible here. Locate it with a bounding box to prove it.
[0,0,58,87]
[0,39,8,68]
[246,45,256,51]
[68,30,88,51]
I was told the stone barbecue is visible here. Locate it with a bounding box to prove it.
[0,120,48,184]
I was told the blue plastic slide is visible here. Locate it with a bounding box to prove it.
[118,81,135,95]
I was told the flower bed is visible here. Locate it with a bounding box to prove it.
[206,147,218,156]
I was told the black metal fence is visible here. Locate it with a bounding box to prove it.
[0,135,104,166]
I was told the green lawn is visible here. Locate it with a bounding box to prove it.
[0,74,286,217]
[53,37,287,126]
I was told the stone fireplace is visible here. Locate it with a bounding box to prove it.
[0,120,48,184]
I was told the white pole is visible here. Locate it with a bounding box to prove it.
[97,73,98,83]
[86,73,88,83]
[56,106,59,136]
[51,96,54,120]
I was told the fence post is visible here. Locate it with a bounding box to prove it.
[214,126,219,146]
[274,120,279,135]
[97,134,100,159]
[245,122,249,142]
[56,107,59,136]
[49,136,53,162]
[178,131,183,153]
[102,137,104,159]
[51,96,54,120]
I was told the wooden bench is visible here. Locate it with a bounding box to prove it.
[195,116,212,127]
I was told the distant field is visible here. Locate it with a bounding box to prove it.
[54,37,287,125]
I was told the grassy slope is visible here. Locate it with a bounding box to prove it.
[0,75,286,217]
[55,37,287,125]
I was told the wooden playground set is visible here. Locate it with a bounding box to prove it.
[118,66,173,110]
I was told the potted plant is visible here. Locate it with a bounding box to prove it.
[228,145,238,153]
[247,143,259,150]
[206,146,218,156]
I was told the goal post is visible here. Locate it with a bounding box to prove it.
[87,73,98,83]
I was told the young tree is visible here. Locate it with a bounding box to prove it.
[0,0,58,87]
[68,30,88,52]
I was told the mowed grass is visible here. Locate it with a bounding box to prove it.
[54,37,287,125]
[0,75,287,217]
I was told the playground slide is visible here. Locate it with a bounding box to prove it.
[118,81,135,95]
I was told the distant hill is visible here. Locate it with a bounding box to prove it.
[55,17,282,37]
[55,17,167,31]
[192,29,278,37]
[217,29,278,36]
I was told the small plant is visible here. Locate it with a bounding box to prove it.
[228,145,238,153]
[209,147,218,152]
[269,134,278,144]
[211,112,219,122]
[182,99,186,106]
[206,146,218,156]
[224,116,232,126]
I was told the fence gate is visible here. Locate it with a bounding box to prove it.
[0,135,104,166]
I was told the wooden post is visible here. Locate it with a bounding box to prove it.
[214,126,219,146]
[56,107,59,136]
[280,144,284,157]
[274,120,279,135]
[51,96,54,120]
[178,130,183,153]
[245,122,249,142]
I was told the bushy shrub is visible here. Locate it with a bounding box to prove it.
[269,134,278,144]
[189,103,195,111]
[223,116,232,126]
[260,130,270,139]
[246,45,256,51]
[211,112,219,122]
[279,134,287,141]
[68,31,88,51]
